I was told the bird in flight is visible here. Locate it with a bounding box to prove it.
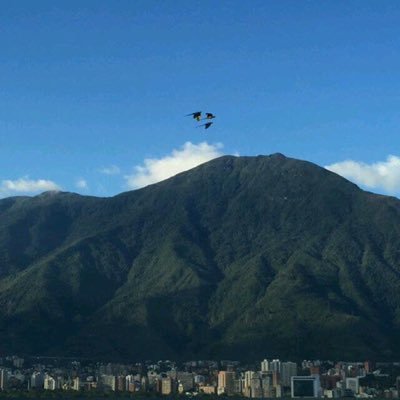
[205,112,216,119]
[186,111,202,121]
[197,122,213,130]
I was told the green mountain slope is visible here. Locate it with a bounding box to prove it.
[0,154,400,361]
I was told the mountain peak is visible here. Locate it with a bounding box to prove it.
[0,153,400,361]
[268,152,287,159]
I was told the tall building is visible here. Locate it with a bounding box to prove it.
[250,375,263,398]
[270,359,282,374]
[261,359,270,372]
[281,362,297,387]
[218,371,235,395]
[364,361,375,374]
[261,373,272,397]
[234,378,242,395]
[12,357,24,368]
[126,375,135,391]
[161,377,174,395]
[141,376,148,392]
[177,372,194,391]
[272,371,280,387]
[44,375,56,391]
[0,369,8,391]
[244,371,255,391]
[72,377,80,391]
[116,375,125,391]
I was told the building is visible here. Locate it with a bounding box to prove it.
[161,376,174,395]
[321,375,341,390]
[272,371,280,387]
[55,376,64,390]
[291,376,320,398]
[270,359,282,374]
[116,375,125,391]
[31,371,45,389]
[200,385,217,394]
[194,375,205,385]
[261,359,270,372]
[72,377,80,391]
[0,369,8,391]
[250,375,263,398]
[281,362,297,387]
[261,373,272,397]
[346,377,359,395]
[12,357,24,368]
[244,371,255,392]
[102,375,116,391]
[218,371,235,395]
[177,372,194,391]
[234,378,242,395]
[44,375,56,391]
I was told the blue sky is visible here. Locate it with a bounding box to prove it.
[1,1,400,198]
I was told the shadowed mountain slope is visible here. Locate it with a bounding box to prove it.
[1,154,400,361]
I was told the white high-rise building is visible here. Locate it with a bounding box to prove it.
[270,359,281,374]
[72,377,80,391]
[126,374,135,391]
[244,371,255,390]
[0,369,8,390]
[44,375,56,391]
[261,359,270,372]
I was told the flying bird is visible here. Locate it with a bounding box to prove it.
[197,122,213,130]
[205,112,216,119]
[186,111,202,121]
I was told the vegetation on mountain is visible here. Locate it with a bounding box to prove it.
[0,154,399,361]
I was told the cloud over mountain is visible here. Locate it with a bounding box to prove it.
[325,155,400,194]
[125,141,223,189]
[0,178,61,197]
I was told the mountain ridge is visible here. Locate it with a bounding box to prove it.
[0,154,399,361]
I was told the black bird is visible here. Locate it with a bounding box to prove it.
[205,112,216,119]
[186,111,202,121]
[197,122,213,129]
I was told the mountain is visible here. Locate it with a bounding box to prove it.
[0,154,400,361]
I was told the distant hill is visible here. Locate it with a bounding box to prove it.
[1,154,400,361]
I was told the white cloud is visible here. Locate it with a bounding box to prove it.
[125,141,224,189]
[325,155,400,193]
[0,178,61,197]
[76,179,88,190]
[98,165,120,175]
